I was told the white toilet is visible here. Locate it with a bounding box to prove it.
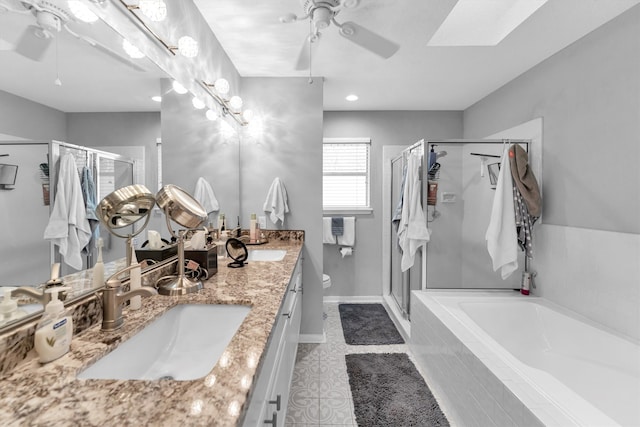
[323,274,332,289]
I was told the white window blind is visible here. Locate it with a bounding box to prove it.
[323,138,371,210]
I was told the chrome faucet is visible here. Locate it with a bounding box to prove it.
[11,263,66,307]
[101,264,157,332]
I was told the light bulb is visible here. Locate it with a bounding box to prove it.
[242,109,254,123]
[192,97,205,109]
[67,1,99,22]
[172,80,188,94]
[206,109,218,121]
[122,39,145,58]
[214,78,230,95]
[138,0,167,22]
[229,96,243,111]
[178,36,198,58]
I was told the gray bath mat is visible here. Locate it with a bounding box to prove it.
[339,303,404,345]
[346,353,449,427]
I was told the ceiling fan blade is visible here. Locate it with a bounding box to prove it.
[338,21,399,59]
[14,25,53,61]
[295,33,321,71]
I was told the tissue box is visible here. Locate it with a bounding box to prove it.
[184,245,218,276]
[135,244,178,263]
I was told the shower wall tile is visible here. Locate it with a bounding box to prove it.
[532,224,640,340]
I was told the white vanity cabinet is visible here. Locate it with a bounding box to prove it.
[242,256,303,427]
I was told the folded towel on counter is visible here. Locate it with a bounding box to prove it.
[337,217,355,246]
[486,147,518,279]
[194,177,219,214]
[331,217,344,236]
[263,177,289,225]
[44,153,92,270]
[323,217,336,244]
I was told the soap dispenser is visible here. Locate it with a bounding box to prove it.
[34,287,73,363]
[0,288,26,326]
[250,213,257,241]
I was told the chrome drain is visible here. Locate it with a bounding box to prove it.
[158,375,174,380]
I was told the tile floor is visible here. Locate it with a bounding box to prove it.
[285,303,413,426]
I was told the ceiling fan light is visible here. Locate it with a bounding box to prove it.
[138,0,167,22]
[172,80,188,94]
[178,36,198,58]
[67,1,99,23]
[122,39,145,58]
[312,7,332,30]
[214,78,230,95]
[229,96,243,111]
[192,97,205,109]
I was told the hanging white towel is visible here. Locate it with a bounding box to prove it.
[263,177,289,225]
[485,147,518,279]
[337,217,355,246]
[397,153,431,272]
[194,177,219,214]
[44,154,92,270]
[323,217,336,244]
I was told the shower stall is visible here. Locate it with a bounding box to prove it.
[386,139,532,321]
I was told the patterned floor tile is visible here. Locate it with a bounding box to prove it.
[318,398,355,425]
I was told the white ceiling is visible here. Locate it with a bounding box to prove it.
[194,0,640,111]
[0,0,637,113]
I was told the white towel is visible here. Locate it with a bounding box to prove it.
[485,147,518,279]
[337,217,355,246]
[263,177,289,225]
[398,152,431,272]
[194,177,219,214]
[323,217,336,244]
[44,154,92,270]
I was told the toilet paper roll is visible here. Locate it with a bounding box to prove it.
[340,247,353,258]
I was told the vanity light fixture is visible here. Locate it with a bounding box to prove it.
[198,80,249,126]
[206,109,218,121]
[191,96,205,110]
[116,0,198,58]
[242,109,254,123]
[67,1,99,23]
[137,0,167,22]
[172,80,188,94]
[122,39,145,58]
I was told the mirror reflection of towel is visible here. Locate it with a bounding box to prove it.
[263,177,289,226]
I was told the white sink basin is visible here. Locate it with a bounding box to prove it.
[77,304,250,381]
[247,249,286,262]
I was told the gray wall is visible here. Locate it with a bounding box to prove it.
[464,5,640,234]
[0,90,66,141]
[241,77,324,337]
[323,111,463,296]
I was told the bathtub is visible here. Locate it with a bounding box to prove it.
[409,290,640,427]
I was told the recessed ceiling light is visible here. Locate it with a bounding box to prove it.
[346,94,358,102]
[428,0,548,46]
[151,96,162,102]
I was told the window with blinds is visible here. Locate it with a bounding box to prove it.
[323,138,371,211]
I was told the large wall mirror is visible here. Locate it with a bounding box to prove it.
[0,1,171,330]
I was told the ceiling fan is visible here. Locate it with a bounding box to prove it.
[279,0,399,70]
[0,0,144,71]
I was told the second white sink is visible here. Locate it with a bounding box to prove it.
[77,304,250,381]
[247,249,286,262]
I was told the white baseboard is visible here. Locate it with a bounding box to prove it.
[323,296,383,304]
[299,332,326,343]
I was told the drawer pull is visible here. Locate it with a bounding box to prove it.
[283,312,291,319]
[268,394,281,411]
[264,411,277,425]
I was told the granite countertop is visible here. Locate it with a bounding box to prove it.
[0,241,303,427]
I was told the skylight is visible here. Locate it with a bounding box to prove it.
[428,0,548,46]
